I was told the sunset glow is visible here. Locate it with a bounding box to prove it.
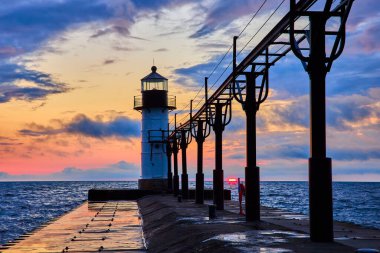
[0,0,379,182]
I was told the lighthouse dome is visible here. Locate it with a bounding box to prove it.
[141,66,168,91]
[134,66,176,111]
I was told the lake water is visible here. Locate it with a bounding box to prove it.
[0,181,379,245]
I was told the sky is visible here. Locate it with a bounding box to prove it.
[0,0,379,181]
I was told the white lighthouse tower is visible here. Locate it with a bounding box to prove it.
[134,66,176,190]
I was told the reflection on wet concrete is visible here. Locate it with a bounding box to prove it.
[177,216,245,225]
[1,201,146,253]
[203,230,308,252]
[236,246,293,253]
[223,200,380,250]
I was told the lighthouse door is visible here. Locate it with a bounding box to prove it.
[151,144,164,178]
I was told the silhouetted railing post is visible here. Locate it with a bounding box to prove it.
[166,123,173,192]
[180,128,192,199]
[309,13,333,242]
[245,72,260,221]
[166,140,173,192]
[190,80,211,204]
[232,36,270,221]
[206,88,232,210]
[172,137,179,197]
[172,114,180,197]
[289,0,353,242]
[213,103,224,209]
[195,121,205,203]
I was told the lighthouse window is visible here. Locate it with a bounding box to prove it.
[141,80,168,91]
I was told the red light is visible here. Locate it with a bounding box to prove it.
[227,177,238,183]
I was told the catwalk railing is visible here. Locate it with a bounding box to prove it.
[163,0,354,243]
[170,0,318,131]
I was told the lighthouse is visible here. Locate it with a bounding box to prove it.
[134,66,176,190]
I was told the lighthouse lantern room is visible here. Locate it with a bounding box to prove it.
[134,66,176,190]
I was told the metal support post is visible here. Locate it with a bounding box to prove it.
[190,83,211,204]
[207,97,232,210]
[173,114,180,197]
[172,138,179,197]
[245,73,260,221]
[232,35,269,221]
[289,0,353,242]
[166,141,173,192]
[213,103,224,210]
[195,125,205,204]
[308,14,333,242]
[180,129,189,199]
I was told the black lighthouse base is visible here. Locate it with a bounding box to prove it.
[139,178,168,191]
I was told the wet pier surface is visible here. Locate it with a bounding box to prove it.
[1,201,146,253]
[223,201,380,250]
[140,195,379,253]
[2,195,379,252]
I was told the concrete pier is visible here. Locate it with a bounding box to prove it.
[0,201,146,253]
[2,195,379,252]
[140,196,380,252]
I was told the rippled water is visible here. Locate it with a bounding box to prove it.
[0,181,379,245]
[0,181,136,245]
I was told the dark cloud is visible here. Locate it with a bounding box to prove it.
[31,102,46,110]
[0,86,67,103]
[334,168,380,176]
[257,89,379,131]
[111,161,135,170]
[66,114,140,138]
[0,0,156,103]
[129,0,190,11]
[226,153,245,160]
[0,46,23,58]
[0,64,69,103]
[227,115,246,132]
[256,97,309,131]
[0,62,66,87]
[327,94,379,130]
[344,0,380,54]
[19,114,140,139]
[19,128,60,137]
[103,59,116,65]
[0,0,189,57]
[154,48,168,52]
[113,46,132,51]
[197,42,230,49]
[190,0,267,38]
[257,143,380,161]
[0,136,18,141]
[330,148,380,161]
[0,172,9,178]
[0,136,23,147]
[57,161,139,180]
[128,35,149,41]
[0,142,22,146]
[0,1,113,60]
[351,21,380,53]
[258,144,309,160]
[174,54,231,88]
[90,26,131,39]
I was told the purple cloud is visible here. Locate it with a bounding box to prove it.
[19,114,140,139]
[190,0,272,38]
[0,63,69,103]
